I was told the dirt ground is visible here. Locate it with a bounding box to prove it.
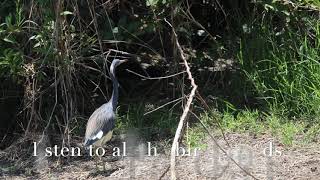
[1,133,319,179]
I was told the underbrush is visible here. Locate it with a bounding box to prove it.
[186,2,320,147]
[239,19,320,119]
[0,0,319,151]
[115,103,179,141]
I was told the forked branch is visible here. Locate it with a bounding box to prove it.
[164,18,198,180]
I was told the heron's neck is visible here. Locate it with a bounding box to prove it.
[109,68,118,111]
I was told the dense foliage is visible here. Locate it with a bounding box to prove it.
[0,0,319,147]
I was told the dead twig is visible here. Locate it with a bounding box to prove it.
[126,69,186,81]
[144,97,184,116]
[159,165,170,180]
[164,18,198,180]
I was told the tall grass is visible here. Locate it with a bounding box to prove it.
[238,17,320,119]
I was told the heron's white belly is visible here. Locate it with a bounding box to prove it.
[93,130,113,147]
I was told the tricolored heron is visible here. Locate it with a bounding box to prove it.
[84,59,127,170]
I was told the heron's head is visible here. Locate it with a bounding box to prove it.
[111,59,127,68]
[110,59,128,73]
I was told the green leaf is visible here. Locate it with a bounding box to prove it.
[60,11,73,16]
[113,27,119,34]
[0,61,9,65]
[3,36,16,44]
[29,34,42,40]
[264,4,275,11]
[5,14,12,26]
[146,0,158,7]
[34,42,41,48]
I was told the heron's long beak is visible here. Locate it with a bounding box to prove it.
[119,59,128,64]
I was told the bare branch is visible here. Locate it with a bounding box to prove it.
[164,18,198,180]
[144,97,184,116]
[126,69,186,80]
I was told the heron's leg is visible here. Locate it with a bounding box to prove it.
[92,147,98,170]
[102,156,106,171]
[95,158,98,169]
[94,154,99,170]
[96,149,106,171]
[98,155,103,171]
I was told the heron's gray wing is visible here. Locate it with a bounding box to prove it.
[84,104,115,147]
